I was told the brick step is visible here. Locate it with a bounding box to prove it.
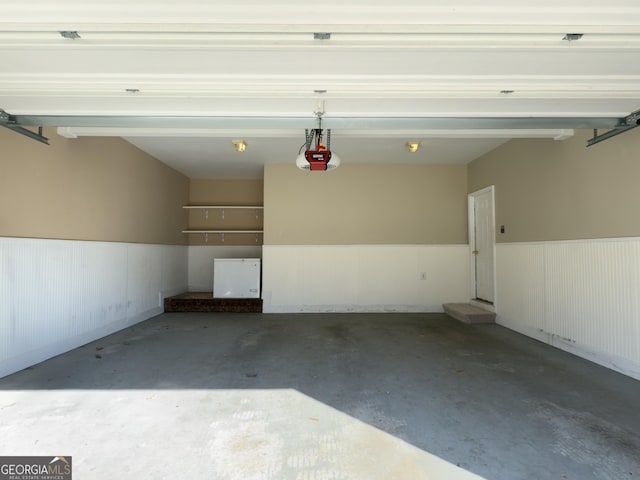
[164,292,262,313]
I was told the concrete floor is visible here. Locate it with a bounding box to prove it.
[0,313,639,480]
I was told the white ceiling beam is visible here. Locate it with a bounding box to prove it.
[8,114,614,130]
[1,0,639,32]
[3,24,640,35]
[3,83,640,98]
[3,31,640,47]
[56,126,574,140]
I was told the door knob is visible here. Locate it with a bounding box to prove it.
[472,250,479,255]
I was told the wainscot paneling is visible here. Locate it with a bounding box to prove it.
[496,238,640,380]
[262,245,469,313]
[0,237,187,378]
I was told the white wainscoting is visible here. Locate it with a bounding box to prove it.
[262,245,469,313]
[496,238,640,380]
[0,237,187,378]
[188,245,263,292]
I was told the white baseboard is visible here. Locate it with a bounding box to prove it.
[262,303,445,314]
[497,318,640,382]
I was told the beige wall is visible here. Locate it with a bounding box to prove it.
[187,179,264,246]
[0,127,189,244]
[264,164,468,245]
[468,128,640,243]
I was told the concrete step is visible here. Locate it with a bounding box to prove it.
[443,303,496,324]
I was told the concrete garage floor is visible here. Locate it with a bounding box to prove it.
[0,313,639,480]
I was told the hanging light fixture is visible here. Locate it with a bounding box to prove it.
[295,114,341,171]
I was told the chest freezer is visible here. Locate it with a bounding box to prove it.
[213,258,261,298]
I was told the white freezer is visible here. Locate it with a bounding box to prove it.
[213,258,261,298]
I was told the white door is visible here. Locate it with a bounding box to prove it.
[471,188,495,304]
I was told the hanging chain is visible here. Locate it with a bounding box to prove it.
[305,129,312,150]
[304,113,331,151]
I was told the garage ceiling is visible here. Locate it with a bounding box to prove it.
[1,1,639,178]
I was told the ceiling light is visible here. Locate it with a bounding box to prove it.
[406,142,420,153]
[59,31,80,40]
[296,115,340,171]
[563,33,583,41]
[232,140,247,152]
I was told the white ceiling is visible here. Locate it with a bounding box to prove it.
[125,135,510,179]
[1,1,639,178]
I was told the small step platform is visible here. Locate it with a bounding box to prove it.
[443,303,496,324]
[164,292,262,313]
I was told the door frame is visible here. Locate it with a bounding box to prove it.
[468,185,497,312]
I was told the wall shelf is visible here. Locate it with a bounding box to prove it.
[183,205,264,243]
[183,206,264,209]
[181,229,263,243]
[182,230,263,234]
[183,205,263,220]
